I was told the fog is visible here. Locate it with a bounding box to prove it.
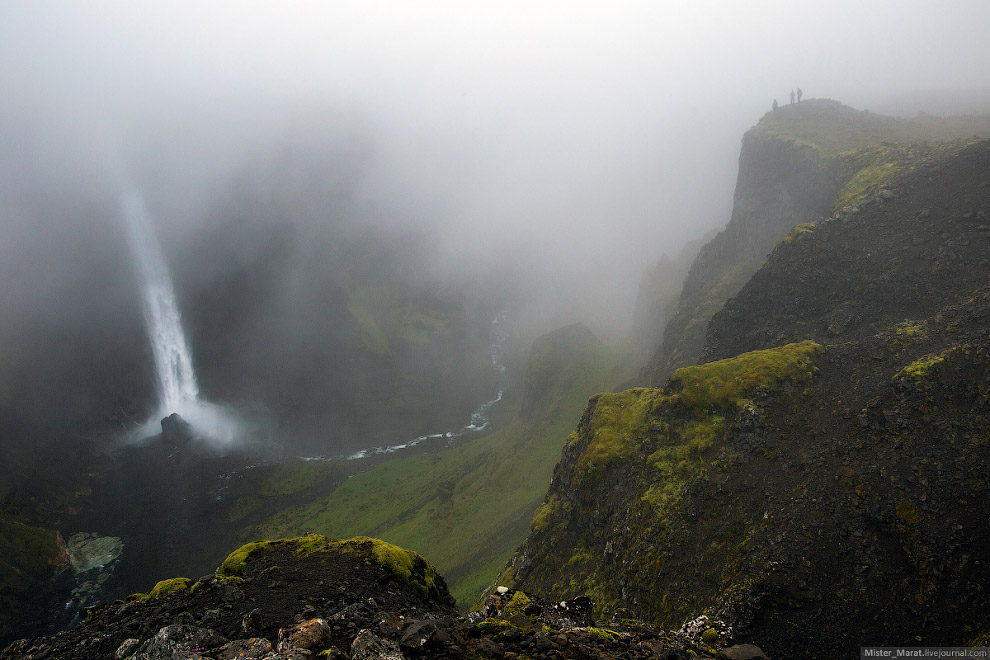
[2,1,989,454]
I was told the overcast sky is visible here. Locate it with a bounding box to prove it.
[3,1,990,336]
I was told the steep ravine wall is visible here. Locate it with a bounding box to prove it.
[641,122,855,385]
[508,139,990,658]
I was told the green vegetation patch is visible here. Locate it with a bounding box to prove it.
[0,517,63,612]
[218,534,329,576]
[587,627,622,642]
[346,284,453,357]
[362,535,445,601]
[776,222,817,248]
[218,534,446,603]
[671,341,824,412]
[227,496,264,522]
[257,463,320,497]
[530,495,559,534]
[149,577,193,598]
[895,321,926,339]
[580,388,666,468]
[346,286,393,357]
[895,353,946,381]
[753,99,990,157]
[503,590,532,619]
[834,158,899,210]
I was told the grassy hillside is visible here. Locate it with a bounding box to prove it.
[238,325,634,607]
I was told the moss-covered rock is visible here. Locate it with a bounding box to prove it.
[218,535,451,606]
[148,577,193,598]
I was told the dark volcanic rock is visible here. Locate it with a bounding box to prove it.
[3,536,726,660]
[511,139,990,658]
[160,413,194,446]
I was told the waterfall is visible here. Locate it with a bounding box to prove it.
[121,192,240,445]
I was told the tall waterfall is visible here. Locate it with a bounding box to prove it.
[122,193,239,445]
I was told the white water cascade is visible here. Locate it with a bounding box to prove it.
[122,193,240,445]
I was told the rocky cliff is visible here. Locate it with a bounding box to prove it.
[642,99,990,385]
[3,535,753,660]
[508,132,990,657]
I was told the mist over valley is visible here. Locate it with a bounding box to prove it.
[2,2,990,656]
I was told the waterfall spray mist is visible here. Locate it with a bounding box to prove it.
[121,192,241,446]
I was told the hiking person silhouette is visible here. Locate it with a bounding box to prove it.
[790,90,795,104]
[772,99,778,113]
[797,88,803,103]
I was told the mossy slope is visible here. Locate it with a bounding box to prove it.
[513,139,990,658]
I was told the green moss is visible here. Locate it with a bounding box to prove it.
[896,499,921,525]
[217,535,447,603]
[834,160,898,210]
[671,341,824,412]
[477,618,511,634]
[580,388,665,468]
[895,321,925,338]
[702,627,719,644]
[149,577,192,598]
[219,539,274,575]
[530,496,559,534]
[896,353,945,380]
[503,590,532,619]
[776,222,817,248]
[586,627,622,641]
[362,536,444,601]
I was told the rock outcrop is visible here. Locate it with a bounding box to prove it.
[507,137,990,656]
[3,535,737,660]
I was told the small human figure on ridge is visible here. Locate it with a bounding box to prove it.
[797,87,803,103]
[772,99,778,114]
[790,90,796,104]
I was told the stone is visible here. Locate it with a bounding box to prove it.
[351,629,405,660]
[277,618,330,652]
[716,643,768,660]
[133,624,227,659]
[508,613,533,632]
[399,620,439,650]
[242,608,262,634]
[216,637,273,659]
[115,638,140,659]
[161,412,194,445]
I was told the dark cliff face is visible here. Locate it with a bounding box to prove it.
[702,139,990,362]
[641,111,855,385]
[510,138,990,657]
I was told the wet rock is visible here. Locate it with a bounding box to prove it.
[115,638,140,659]
[277,618,329,652]
[241,608,262,635]
[507,614,533,632]
[161,413,194,446]
[132,624,227,659]
[399,620,439,651]
[66,532,125,573]
[716,644,768,660]
[351,629,404,660]
[215,637,273,659]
